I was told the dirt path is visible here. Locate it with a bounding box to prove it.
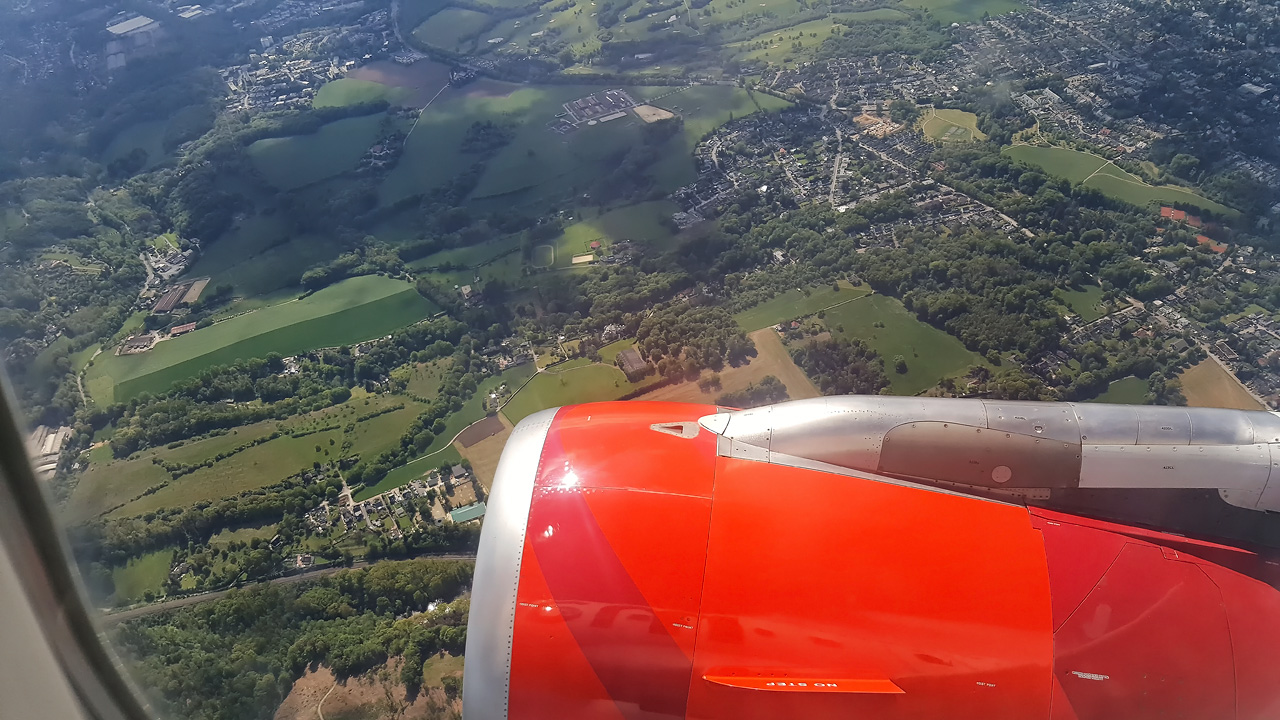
[317,682,337,720]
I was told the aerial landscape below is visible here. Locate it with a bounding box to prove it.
[4,0,1280,714]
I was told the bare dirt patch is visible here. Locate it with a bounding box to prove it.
[456,413,505,447]
[633,328,820,404]
[1179,357,1265,410]
[275,660,462,720]
[456,415,512,491]
[634,104,675,123]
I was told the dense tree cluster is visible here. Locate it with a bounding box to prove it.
[856,231,1067,355]
[790,337,890,396]
[113,559,473,720]
[636,303,756,375]
[717,375,790,407]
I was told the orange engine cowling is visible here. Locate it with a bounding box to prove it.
[463,401,1280,720]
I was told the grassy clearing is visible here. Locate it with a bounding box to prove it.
[313,78,413,108]
[381,82,787,208]
[699,0,803,25]
[248,113,385,190]
[111,397,427,517]
[1089,376,1148,404]
[188,213,344,297]
[502,364,633,423]
[919,108,986,143]
[599,338,635,365]
[358,444,462,502]
[413,7,492,51]
[559,201,682,254]
[902,0,1024,23]
[730,18,845,64]
[733,281,870,331]
[64,453,169,524]
[111,549,173,604]
[87,276,438,403]
[404,358,451,398]
[209,523,278,547]
[1004,145,1234,216]
[102,119,168,170]
[66,397,411,520]
[1055,284,1107,323]
[822,294,988,395]
[841,8,911,21]
[531,245,554,268]
[355,363,536,500]
[1179,358,1264,410]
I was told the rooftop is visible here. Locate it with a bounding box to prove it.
[449,502,487,523]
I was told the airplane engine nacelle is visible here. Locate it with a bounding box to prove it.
[464,400,1280,720]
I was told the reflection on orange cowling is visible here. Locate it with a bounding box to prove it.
[498,402,1280,720]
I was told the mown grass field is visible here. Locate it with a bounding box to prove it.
[1179,358,1265,410]
[501,364,634,423]
[86,276,438,403]
[111,549,173,604]
[551,201,683,259]
[733,281,870,331]
[313,78,413,108]
[902,0,1024,23]
[413,7,491,51]
[822,294,988,395]
[1055,284,1107,322]
[248,113,385,190]
[1004,145,1235,216]
[919,108,986,143]
[1089,376,1148,404]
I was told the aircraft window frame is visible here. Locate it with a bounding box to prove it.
[0,372,155,720]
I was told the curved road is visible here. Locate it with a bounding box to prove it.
[100,554,476,624]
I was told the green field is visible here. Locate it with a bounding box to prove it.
[403,358,451,398]
[248,113,385,190]
[558,201,682,256]
[822,294,988,395]
[502,364,633,423]
[186,214,343,297]
[902,0,1024,23]
[413,8,492,51]
[531,245,555,268]
[102,119,168,170]
[354,362,536,501]
[1004,145,1234,215]
[313,78,413,108]
[841,8,912,21]
[733,281,871,331]
[111,549,173,604]
[1055,285,1107,322]
[96,396,425,518]
[86,276,438,403]
[731,18,846,64]
[1090,376,1148,404]
[380,83,787,207]
[210,523,277,547]
[919,108,986,143]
